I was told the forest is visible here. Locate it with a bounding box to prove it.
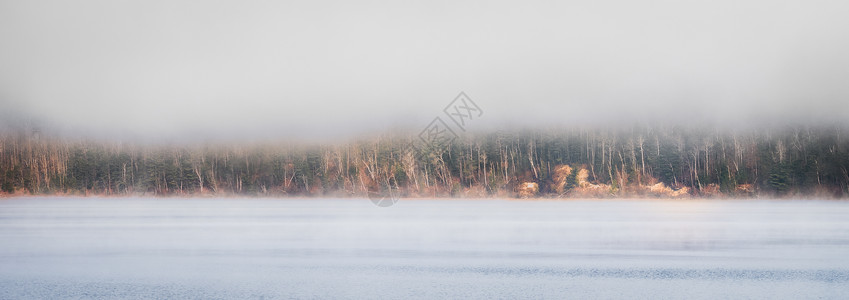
[1,123,848,198]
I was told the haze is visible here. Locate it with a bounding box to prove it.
[1,0,848,140]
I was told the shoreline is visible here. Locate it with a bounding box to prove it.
[2,193,846,201]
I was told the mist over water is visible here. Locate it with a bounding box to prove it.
[2,0,849,141]
[3,3,849,298]
[1,198,848,299]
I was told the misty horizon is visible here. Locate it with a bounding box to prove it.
[2,0,849,142]
[3,3,849,298]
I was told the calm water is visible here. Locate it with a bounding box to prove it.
[1,197,848,299]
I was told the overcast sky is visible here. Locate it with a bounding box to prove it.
[1,0,848,140]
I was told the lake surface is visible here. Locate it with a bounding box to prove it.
[1,197,848,299]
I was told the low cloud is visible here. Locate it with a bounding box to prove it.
[2,0,848,141]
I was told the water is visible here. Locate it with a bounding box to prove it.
[1,197,848,299]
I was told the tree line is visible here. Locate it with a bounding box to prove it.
[1,123,848,198]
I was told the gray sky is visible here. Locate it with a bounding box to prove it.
[1,0,848,140]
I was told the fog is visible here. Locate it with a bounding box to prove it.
[2,0,848,140]
[2,198,848,298]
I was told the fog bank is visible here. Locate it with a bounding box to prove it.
[2,0,848,140]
